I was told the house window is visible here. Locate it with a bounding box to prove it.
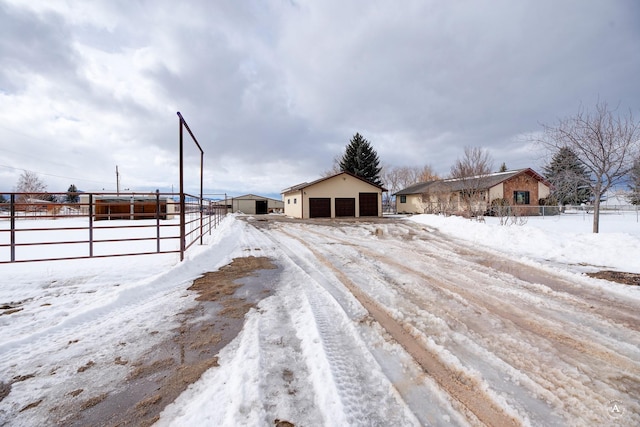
[287,199,290,204]
[400,195,406,203]
[294,198,297,204]
[514,191,530,205]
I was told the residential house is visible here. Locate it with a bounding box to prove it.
[394,168,551,216]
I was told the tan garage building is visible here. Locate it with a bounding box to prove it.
[282,171,386,219]
[231,194,284,214]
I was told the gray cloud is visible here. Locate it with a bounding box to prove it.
[1,0,639,197]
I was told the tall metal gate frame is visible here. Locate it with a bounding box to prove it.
[177,111,204,261]
[0,113,221,264]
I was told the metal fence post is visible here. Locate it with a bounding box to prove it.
[88,194,94,257]
[156,189,161,253]
[10,194,15,262]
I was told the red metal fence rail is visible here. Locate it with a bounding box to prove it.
[0,192,228,264]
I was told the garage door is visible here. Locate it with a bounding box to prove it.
[255,200,268,215]
[335,198,355,217]
[309,198,331,218]
[359,193,378,217]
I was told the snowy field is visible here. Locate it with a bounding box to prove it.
[412,209,640,276]
[0,211,639,426]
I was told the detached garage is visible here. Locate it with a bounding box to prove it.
[281,172,386,219]
[231,194,284,215]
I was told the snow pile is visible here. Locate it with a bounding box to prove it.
[407,212,640,274]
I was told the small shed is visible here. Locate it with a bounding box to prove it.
[79,194,177,221]
[231,194,284,215]
[282,172,386,219]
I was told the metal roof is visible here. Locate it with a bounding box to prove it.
[394,168,548,196]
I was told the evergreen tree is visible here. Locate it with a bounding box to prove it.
[628,157,640,205]
[339,133,382,186]
[543,147,592,205]
[66,184,80,203]
[498,162,508,172]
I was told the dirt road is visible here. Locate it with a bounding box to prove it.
[248,216,640,426]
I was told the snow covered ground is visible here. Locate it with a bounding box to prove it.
[0,211,638,426]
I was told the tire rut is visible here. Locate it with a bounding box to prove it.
[275,226,521,427]
[269,219,639,424]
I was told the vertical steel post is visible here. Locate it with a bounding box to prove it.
[156,189,161,253]
[200,151,204,245]
[178,113,185,261]
[10,194,15,262]
[88,194,94,257]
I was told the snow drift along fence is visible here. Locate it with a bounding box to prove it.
[0,191,227,263]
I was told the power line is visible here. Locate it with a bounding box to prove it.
[0,163,113,187]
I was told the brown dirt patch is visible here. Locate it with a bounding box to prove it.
[20,399,43,412]
[77,360,95,373]
[0,382,11,403]
[587,270,640,286]
[188,255,277,301]
[0,307,23,316]
[79,393,108,410]
[56,256,279,427]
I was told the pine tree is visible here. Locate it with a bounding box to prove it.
[543,147,592,205]
[628,157,640,205]
[339,133,382,186]
[66,184,80,203]
[499,162,508,172]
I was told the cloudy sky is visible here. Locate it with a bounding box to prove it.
[1,0,639,198]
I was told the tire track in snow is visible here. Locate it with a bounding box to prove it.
[252,223,428,426]
[270,225,520,427]
[284,220,640,425]
[422,228,640,331]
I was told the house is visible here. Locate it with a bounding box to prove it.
[282,171,387,219]
[14,198,58,215]
[230,194,284,214]
[394,168,551,216]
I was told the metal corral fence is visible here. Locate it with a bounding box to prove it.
[427,204,639,220]
[537,204,639,220]
[0,192,229,263]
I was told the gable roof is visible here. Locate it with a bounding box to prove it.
[282,171,387,194]
[394,168,549,196]
[232,194,283,203]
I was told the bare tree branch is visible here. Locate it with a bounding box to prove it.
[536,101,640,232]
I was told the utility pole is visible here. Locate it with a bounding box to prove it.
[116,165,120,195]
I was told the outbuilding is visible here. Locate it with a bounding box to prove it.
[282,171,386,219]
[231,194,284,214]
[78,194,177,221]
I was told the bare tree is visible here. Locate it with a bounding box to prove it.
[417,164,439,182]
[450,146,494,216]
[628,156,640,205]
[381,164,438,212]
[15,170,47,204]
[538,101,640,232]
[321,154,343,177]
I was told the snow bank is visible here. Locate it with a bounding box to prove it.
[407,213,640,274]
